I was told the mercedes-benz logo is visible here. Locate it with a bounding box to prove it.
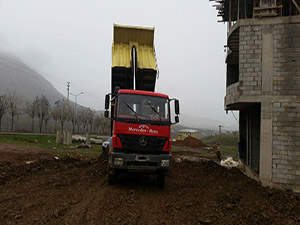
[139,136,147,147]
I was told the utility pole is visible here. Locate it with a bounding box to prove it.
[218,125,223,146]
[66,82,70,131]
[216,125,223,161]
[70,91,84,133]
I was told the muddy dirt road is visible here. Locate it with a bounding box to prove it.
[1,148,300,225]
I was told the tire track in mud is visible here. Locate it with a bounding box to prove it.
[0,152,300,225]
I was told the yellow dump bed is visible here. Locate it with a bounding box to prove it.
[111,24,158,92]
[112,24,157,71]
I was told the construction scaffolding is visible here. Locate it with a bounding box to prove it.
[210,0,300,22]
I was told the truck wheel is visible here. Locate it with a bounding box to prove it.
[108,169,118,185]
[157,172,165,188]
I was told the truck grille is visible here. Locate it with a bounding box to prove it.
[127,161,158,167]
[118,134,167,154]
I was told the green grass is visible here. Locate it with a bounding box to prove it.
[0,134,102,158]
[201,134,238,147]
[202,134,239,158]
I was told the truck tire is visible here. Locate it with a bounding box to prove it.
[108,173,117,185]
[108,169,118,185]
[157,171,165,188]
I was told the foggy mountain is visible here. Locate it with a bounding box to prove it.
[0,53,65,104]
[0,52,237,131]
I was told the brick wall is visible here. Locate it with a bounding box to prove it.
[271,23,300,188]
[273,24,300,95]
[239,25,262,96]
[272,100,300,186]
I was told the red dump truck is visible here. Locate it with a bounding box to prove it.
[104,24,179,187]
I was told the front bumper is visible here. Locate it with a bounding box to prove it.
[109,152,171,172]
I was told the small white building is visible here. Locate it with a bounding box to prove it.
[178,129,200,140]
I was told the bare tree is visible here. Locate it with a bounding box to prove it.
[51,101,61,133]
[44,104,51,133]
[87,108,94,134]
[0,94,9,131]
[8,91,18,132]
[35,95,51,133]
[55,99,67,132]
[94,115,101,134]
[69,105,76,134]
[99,116,110,135]
[81,107,88,134]
[26,99,38,133]
[76,108,83,134]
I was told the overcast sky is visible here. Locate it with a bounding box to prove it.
[0,0,238,127]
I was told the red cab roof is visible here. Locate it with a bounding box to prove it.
[118,89,168,98]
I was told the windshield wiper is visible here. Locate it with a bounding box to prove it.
[147,102,163,125]
[124,102,140,123]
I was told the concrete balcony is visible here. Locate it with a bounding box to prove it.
[225,82,240,109]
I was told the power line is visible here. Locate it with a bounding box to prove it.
[0,54,68,85]
[0,53,104,105]
[71,83,105,103]
[36,70,68,84]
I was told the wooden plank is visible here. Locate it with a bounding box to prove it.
[292,0,300,13]
[254,12,278,17]
[253,5,283,10]
[229,0,232,25]
[238,0,240,20]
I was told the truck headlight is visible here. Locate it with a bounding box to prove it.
[161,159,170,167]
[114,157,124,167]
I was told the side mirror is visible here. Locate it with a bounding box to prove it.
[175,115,179,124]
[105,94,110,110]
[175,99,180,115]
[104,111,109,118]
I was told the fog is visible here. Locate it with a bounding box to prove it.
[0,0,238,128]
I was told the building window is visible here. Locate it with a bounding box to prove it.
[227,64,239,87]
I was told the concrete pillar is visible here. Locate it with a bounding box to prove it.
[56,131,62,144]
[86,133,91,145]
[67,131,72,145]
[260,97,273,184]
[259,28,273,185]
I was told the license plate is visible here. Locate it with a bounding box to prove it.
[135,155,150,162]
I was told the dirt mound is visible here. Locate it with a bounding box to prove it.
[0,143,51,165]
[97,149,109,176]
[173,136,207,149]
[0,151,300,224]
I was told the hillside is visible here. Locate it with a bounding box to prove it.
[0,53,65,104]
[180,114,238,131]
[201,134,239,158]
[0,52,238,132]
[171,124,220,140]
[201,134,238,147]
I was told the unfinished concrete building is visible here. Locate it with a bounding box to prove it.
[211,0,300,192]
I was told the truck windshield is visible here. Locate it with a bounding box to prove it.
[116,94,170,125]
